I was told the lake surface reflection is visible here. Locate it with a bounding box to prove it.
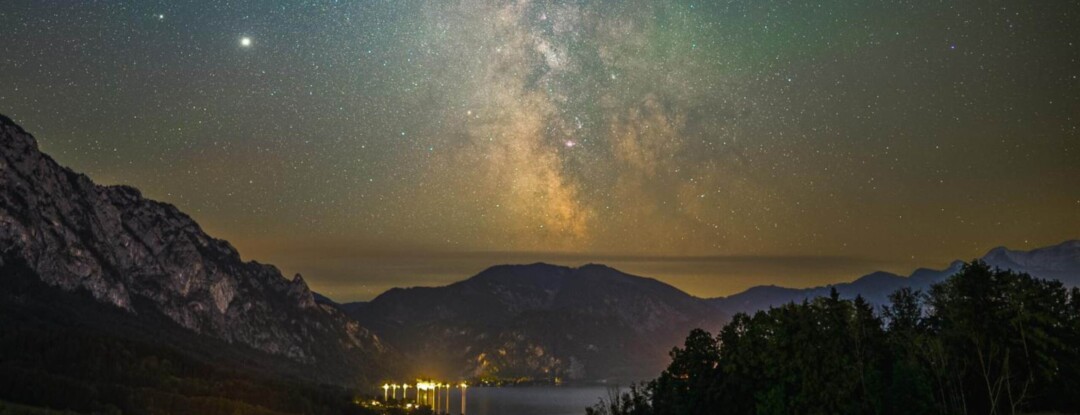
[463,386,611,415]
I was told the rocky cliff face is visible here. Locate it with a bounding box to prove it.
[0,114,388,385]
[348,263,725,382]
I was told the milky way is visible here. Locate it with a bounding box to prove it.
[2,1,1078,300]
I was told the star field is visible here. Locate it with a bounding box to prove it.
[1,0,1078,300]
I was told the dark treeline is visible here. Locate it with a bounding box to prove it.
[589,261,1080,415]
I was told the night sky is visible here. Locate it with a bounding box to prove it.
[2,0,1077,301]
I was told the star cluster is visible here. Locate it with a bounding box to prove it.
[1,0,1077,300]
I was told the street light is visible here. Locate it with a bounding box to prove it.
[391,384,398,401]
[416,381,431,407]
[434,383,440,413]
[403,384,411,403]
[382,384,389,402]
[459,382,468,415]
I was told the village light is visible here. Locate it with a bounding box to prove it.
[416,381,429,406]
[444,383,450,413]
[433,383,439,410]
[460,382,468,415]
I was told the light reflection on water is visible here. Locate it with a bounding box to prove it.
[459,386,612,415]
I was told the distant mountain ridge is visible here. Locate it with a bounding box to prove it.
[982,240,1080,282]
[346,240,1079,382]
[709,240,1080,316]
[346,263,725,382]
[0,114,390,386]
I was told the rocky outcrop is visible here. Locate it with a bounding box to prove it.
[0,114,389,384]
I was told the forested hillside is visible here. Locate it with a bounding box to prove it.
[590,261,1080,415]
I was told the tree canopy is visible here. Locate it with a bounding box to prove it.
[589,261,1080,415]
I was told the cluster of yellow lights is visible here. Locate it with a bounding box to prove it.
[385,381,467,390]
[377,380,469,413]
[414,381,467,390]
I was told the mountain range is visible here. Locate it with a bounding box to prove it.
[708,241,1080,316]
[339,240,1079,382]
[1,112,1077,410]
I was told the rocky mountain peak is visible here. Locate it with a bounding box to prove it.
[0,114,389,385]
[0,114,35,146]
[290,273,317,309]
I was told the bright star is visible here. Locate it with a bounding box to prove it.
[240,37,252,47]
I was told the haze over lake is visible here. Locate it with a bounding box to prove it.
[464,386,611,415]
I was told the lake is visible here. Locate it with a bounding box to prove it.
[456,386,613,415]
